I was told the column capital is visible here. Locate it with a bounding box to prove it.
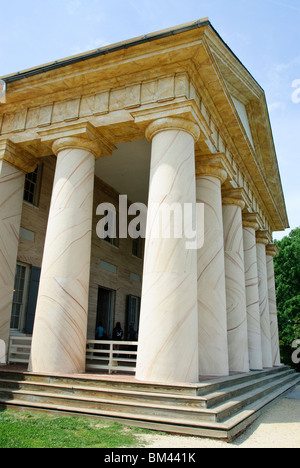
[52,136,101,159]
[266,243,279,257]
[222,188,246,210]
[256,230,272,245]
[38,121,116,160]
[242,212,260,231]
[0,138,38,173]
[195,153,229,184]
[145,117,200,142]
[132,100,201,143]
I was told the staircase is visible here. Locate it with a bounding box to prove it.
[0,366,299,442]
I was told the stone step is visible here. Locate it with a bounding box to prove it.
[0,373,299,442]
[210,371,299,421]
[0,366,298,441]
[196,366,289,396]
[0,378,208,410]
[0,365,290,398]
[0,366,293,412]
[0,370,202,396]
[0,368,298,425]
[204,368,294,408]
[220,374,300,441]
[0,386,219,423]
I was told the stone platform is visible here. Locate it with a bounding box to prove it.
[0,365,299,442]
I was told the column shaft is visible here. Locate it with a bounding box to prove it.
[266,247,281,366]
[30,142,95,374]
[223,199,249,373]
[196,163,229,377]
[136,119,199,383]
[0,160,25,363]
[256,235,273,368]
[243,222,263,370]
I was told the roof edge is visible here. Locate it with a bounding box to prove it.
[1,18,210,84]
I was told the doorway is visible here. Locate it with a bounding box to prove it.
[126,295,141,339]
[96,287,115,339]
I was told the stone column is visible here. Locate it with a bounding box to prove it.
[242,214,263,370]
[0,140,36,363]
[266,244,281,366]
[30,136,100,374]
[222,193,249,373]
[256,231,273,368]
[196,155,229,377]
[136,117,200,383]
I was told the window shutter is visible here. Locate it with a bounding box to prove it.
[24,266,41,334]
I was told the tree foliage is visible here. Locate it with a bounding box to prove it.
[274,228,300,368]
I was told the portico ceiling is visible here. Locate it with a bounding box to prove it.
[95,139,151,205]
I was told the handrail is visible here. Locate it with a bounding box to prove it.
[86,339,138,374]
[7,336,138,375]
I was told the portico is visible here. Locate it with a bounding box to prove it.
[0,19,288,383]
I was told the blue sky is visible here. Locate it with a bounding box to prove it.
[0,0,299,239]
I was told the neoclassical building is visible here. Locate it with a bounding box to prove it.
[0,19,289,384]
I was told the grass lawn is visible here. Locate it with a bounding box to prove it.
[0,409,153,448]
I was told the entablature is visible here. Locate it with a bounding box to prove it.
[0,20,288,234]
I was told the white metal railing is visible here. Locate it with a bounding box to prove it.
[8,336,31,364]
[7,336,137,374]
[86,340,137,374]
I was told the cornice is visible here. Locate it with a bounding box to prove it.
[0,138,38,173]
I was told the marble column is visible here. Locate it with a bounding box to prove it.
[30,137,99,374]
[0,158,25,363]
[136,117,200,383]
[266,244,281,366]
[196,156,229,377]
[242,215,263,370]
[256,231,273,368]
[222,195,249,373]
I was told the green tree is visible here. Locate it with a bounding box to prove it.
[274,228,300,369]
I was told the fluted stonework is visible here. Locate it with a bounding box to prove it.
[223,196,249,373]
[196,157,229,377]
[30,137,98,374]
[136,118,200,383]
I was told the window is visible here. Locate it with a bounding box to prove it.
[23,165,42,206]
[103,210,119,247]
[96,287,116,339]
[126,295,141,338]
[10,264,29,331]
[132,237,143,258]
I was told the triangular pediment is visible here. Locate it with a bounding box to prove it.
[192,27,289,231]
